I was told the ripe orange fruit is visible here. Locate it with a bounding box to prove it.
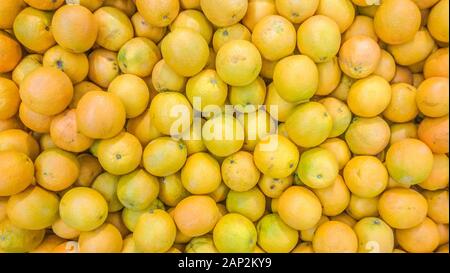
[396,217,440,253]
[427,0,449,43]
[35,148,80,191]
[374,0,421,45]
[94,6,134,52]
[0,78,20,120]
[79,223,123,253]
[0,218,45,253]
[136,0,179,27]
[424,47,449,79]
[50,109,94,153]
[43,45,89,84]
[201,0,248,27]
[87,49,120,88]
[275,0,319,24]
[76,91,126,139]
[131,12,167,43]
[51,5,98,53]
[0,0,26,29]
[345,116,390,155]
[418,115,449,154]
[118,37,161,77]
[416,77,449,118]
[181,152,221,194]
[0,31,22,73]
[0,129,40,160]
[213,213,257,253]
[13,7,55,54]
[19,67,73,116]
[339,36,381,79]
[173,195,220,237]
[221,151,261,192]
[0,151,34,197]
[313,221,358,253]
[378,188,428,229]
[243,0,276,31]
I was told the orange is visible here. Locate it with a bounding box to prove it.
[173,195,220,237]
[209,182,229,203]
[94,7,133,52]
[297,15,341,63]
[344,156,388,198]
[345,116,390,155]
[71,0,105,11]
[0,151,34,197]
[52,217,80,240]
[117,169,159,211]
[273,55,318,103]
[79,223,123,253]
[419,154,449,191]
[316,57,342,96]
[221,151,261,192]
[312,221,358,253]
[87,49,120,88]
[0,31,22,73]
[97,132,142,175]
[254,134,299,179]
[159,173,190,207]
[149,92,193,136]
[278,186,322,230]
[391,65,414,85]
[19,67,73,116]
[126,109,162,146]
[59,187,108,232]
[383,83,419,123]
[212,23,251,53]
[330,213,357,228]
[418,115,449,154]
[347,75,392,118]
[185,235,218,253]
[286,102,332,147]
[136,0,179,27]
[186,69,228,112]
[396,217,440,253]
[133,210,176,253]
[201,0,248,27]
[257,175,293,198]
[373,50,396,82]
[7,186,59,230]
[275,0,318,24]
[423,190,449,224]
[297,148,339,189]
[0,0,26,29]
[226,187,266,221]
[230,77,266,114]
[316,0,355,32]
[252,15,296,61]
[213,213,257,253]
[319,97,352,137]
[0,129,39,160]
[170,9,213,43]
[131,12,167,43]
[338,35,381,79]
[161,28,209,77]
[347,195,379,220]
[291,242,314,253]
[300,215,329,242]
[427,0,449,43]
[143,137,187,177]
[76,91,126,139]
[103,0,137,17]
[24,0,64,10]
[118,37,161,78]
[181,152,221,194]
[216,40,262,86]
[424,47,449,79]
[378,188,428,229]
[0,78,20,120]
[43,45,89,84]
[121,199,165,232]
[12,54,43,86]
[264,83,298,122]
[313,175,350,217]
[202,115,245,157]
[50,109,94,153]
[51,5,98,53]
[151,59,186,93]
[0,218,45,253]
[330,74,356,101]
[108,74,149,118]
[354,217,394,253]
[386,138,434,185]
[388,28,436,66]
[374,0,421,45]
[243,0,276,31]
[416,77,449,118]
[92,172,123,212]
[257,213,298,253]
[343,15,377,42]
[35,148,80,191]
[105,212,130,238]
[30,235,65,253]
[13,7,55,53]
[75,153,102,187]
[319,138,352,170]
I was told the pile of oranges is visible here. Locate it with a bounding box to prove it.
[0,0,448,253]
